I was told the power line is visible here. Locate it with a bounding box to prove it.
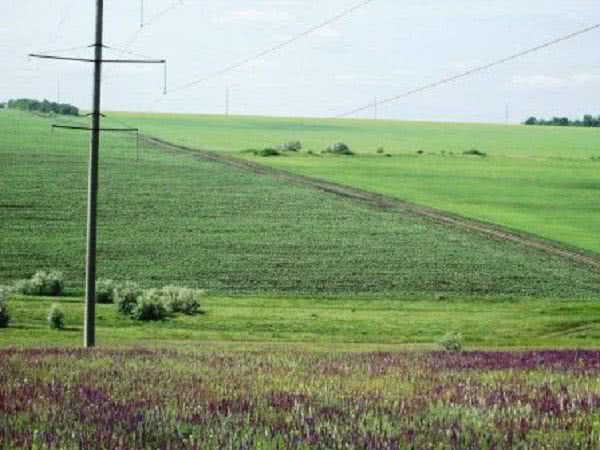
[103,1,184,85]
[337,23,600,118]
[148,0,374,110]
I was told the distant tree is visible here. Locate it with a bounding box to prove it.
[5,98,79,116]
[524,117,537,125]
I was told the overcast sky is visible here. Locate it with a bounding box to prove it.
[1,0,599,122]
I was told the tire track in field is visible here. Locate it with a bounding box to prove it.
[142,135,600,272]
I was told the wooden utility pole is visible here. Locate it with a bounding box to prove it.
[30,0,165,348]
[84,0,105,348]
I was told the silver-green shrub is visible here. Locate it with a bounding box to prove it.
[15,270,64,296]
[114,281,142,315]
[324,142,353,155]
[278,140,302,152]
[160,285,202,315]
[0,287,11,328]
[48,304,65,330]
[96,278,117,304]
[439,332,464,352]
[131,289,168,321]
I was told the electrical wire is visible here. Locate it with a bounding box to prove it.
[146,0,375,111]
[337,23,600,118]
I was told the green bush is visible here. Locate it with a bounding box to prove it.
[96,278,117,304]
[48,304,65,330]
[463,148,487,157]
[278,141,302,152]
[376,147,385,154]
[114,281,142,315]
[160,285,202,315]
[131,289,168,321]
[15,270,64,296]
[439,332,464,352]
[256,148,280,157]
[324,142,353,155]
[0,287,11,328]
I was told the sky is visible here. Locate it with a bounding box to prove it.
[1,0,599,123]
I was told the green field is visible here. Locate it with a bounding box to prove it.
[114,112,600,253]
[2,111,600,450]
[2,110,599,298]
[4,294,600,348]
[114,111,600,158]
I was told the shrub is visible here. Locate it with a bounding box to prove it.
[48,304,65,330]
[279,141,302,152]
[160,285,202,315]
[417,150,424,155]
[439,332,464,352]
[15,270,64,296]
[131,289,168,321]
[0,287,11,328]
[324,142,353,155]
[114,281,142,315]
[95,278,117,304]
[256,148,280,157]
[376,147,385,154]
[463,148,487,157]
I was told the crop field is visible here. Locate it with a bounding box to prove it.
[115,112,600,254]
[3,347,600,449]
[2,110,600,297]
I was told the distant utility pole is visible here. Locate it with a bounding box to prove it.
[30,0,165,348]
[226,87,229,116]
[505,104,509,125]
[374,97,378,120]
[57,78,60,105]
[140,0,144,27]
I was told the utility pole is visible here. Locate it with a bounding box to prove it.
[57,78,61,105]
[30,0,166,348]
[374,97,377,120]
[84,0,105,348]
[226,87,229,116]
[140,0,144,28]
[505,104,509,125]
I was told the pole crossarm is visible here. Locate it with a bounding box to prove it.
[29,53,166,64]
[52,124,139,132]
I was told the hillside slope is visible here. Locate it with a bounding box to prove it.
[1,111,600,297]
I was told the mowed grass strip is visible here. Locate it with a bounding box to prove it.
[1,110,600,297]
[116,111,600,254]
[4,295,600,348]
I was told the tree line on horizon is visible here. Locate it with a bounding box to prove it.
[0,98,79,116]
[524,114,600,128]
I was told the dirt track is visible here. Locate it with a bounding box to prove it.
[143,135,600,271]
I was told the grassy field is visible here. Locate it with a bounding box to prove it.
[114,111,600,159]
[113,112,600,254]
[2,110,600,297]
[255,153,600,253]
[3,347,600,448]
[4,294,600,348]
